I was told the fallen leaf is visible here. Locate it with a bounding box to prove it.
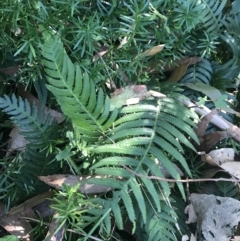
[38,175,112,194]
[181,98,240,143]
[194,110,219,138]
[139,44,165,57]
[0,66,21,81]
[220,162,240,179]
[6,126,29,156]
[202,168,225,179]
[188,194,240,241]
[184,203,197,224]
[198,131,229,152]
[167,60,190,82]
[231,236,240,241]
[110,85,148,110]
[92,45,109,62]
[9,191,54,215]
[117,36,130,49]
[190,234,197,241]
[45,213,64,241]
[201,153,218,166]
[0,213,33,241]
[147,56,202,74]
[208,148,235,165]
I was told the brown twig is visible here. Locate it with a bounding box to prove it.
[120,164,240,183]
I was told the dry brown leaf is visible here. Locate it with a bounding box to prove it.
[147,56,202,74]
[167,60,190,82]
[9,191,54,215]
[0,66,21,81]
[198,131,229,152]
[38,175,112,194]
[181,98,240,143]
[92,45,109,62]
[201,153,218,166]
[45,213,64,241]
[194,110,219,138]
[139,44,165,57]
[0,213,33,241]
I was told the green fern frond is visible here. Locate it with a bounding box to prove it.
[198,0,227,36]
[41,35,118,141]
[135,200,178,241]
[0,94,59,199]
[0,94,53,146]
[83,99,198,236]
[41,35,199,240]
[220,14,240,73]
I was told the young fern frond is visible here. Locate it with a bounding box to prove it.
[41,36,118,141]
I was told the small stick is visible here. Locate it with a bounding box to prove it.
[120,164,240,183]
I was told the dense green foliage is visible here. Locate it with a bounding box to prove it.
[0,0,240,240]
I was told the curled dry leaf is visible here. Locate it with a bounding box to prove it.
[38,174,112,194]
[194,110,219,138]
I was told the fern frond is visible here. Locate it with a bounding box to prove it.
[220,14,240,73]
[0,94,59,199]
[198,0,227,36]
[135,200,178,241]
[0,94,53,146]
[41,36,118,141]
[82,99,198,237]
[41,36,199,240]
